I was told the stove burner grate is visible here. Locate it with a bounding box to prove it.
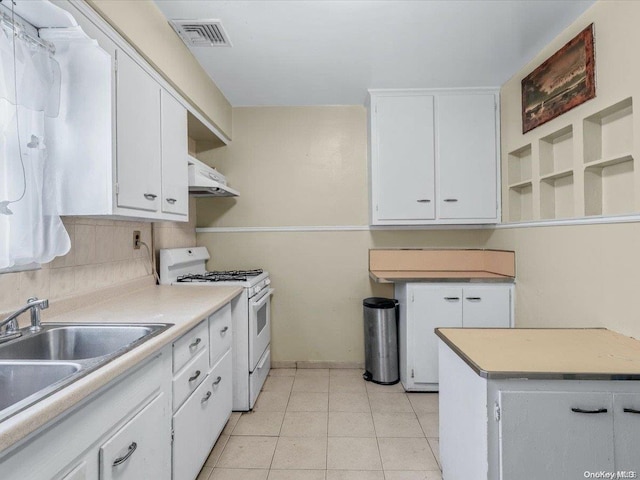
[177,269,264,283]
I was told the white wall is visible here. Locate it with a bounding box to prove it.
[196,107,492,364]
[84,0,232,138]
[488,0,640,339]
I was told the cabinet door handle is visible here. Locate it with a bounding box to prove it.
[571,407,608,414]
[624,408,640,414]
[166,197,177,204]
[443,198,458,203]
[220,326,229,334]
[416,199,431,203]
[444,297,460,301]
[213,376,222,386]
[112,442,137,467]
[189,338,202,349]
[143,193,157,200]
[201,391,212,404]
[465,297,482,301]
[188,370,201,382]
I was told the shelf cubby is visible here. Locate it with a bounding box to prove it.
[584,155,635,216]
[540,171,574,220]
[583,97,633,164]
[508,182,533,222]
[539,125,573,176]
[504,97,639,224]
[508,144,532,185]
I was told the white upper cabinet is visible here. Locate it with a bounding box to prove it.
[373,94,436,222]
[116,51,162,213]
[369,89,500,225]
[438,93,498,220]
[47,1,192,222]
[160,91,189,216]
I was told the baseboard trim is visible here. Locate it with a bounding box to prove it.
[271,361,365,370]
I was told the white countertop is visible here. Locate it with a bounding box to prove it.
[0,284,243,453]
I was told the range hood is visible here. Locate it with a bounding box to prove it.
[188,156,239,197]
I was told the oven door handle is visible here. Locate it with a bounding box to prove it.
[251,288,274,309]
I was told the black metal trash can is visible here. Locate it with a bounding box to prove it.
[362,297,399,385]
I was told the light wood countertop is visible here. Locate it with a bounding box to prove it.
[369,270,514,283]
[369,249,515,283]
[436,328,640,380]
[0,284,243,453]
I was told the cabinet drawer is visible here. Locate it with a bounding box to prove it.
[209,303,232,368]
[173,373,218,480]
[100,393,170,480]
[173,348,209,411]
[250,347,270,409]
[173,320,208,373]
[58,461,89,480]
[210,349,233,438]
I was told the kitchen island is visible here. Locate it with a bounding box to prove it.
[436,328,640,480]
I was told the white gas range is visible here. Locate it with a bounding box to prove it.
[159,247,273,411]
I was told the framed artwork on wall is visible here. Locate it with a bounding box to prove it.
[522,24,595,133]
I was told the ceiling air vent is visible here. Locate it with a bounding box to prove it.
[169,19,232,47]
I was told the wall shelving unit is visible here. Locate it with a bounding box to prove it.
[507,144,533,222]
[505,97,637,223]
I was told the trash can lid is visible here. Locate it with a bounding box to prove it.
[363,297,397,309]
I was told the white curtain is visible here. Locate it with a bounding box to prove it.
[0,22,70,269]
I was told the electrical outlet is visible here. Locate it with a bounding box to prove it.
[133,230,141,250]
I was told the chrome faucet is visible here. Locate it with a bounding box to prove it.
[0,297,49,343]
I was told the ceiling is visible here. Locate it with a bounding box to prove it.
[153,0,595,106]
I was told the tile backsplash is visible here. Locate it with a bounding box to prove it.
[153,197,198,256]
[0,217,153,313]
[0,197,197,314]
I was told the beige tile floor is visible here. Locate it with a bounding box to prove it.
[197,368,442,480]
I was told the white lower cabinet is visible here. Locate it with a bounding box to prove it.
[396,282,513,391]
[439,341,640,480]
[613,393,640,470]
[209,351,233,443]
[100,393,171,479]
[0,348,172,480]
[173,351,232,480]
[59,461,90,480]
[499,391,640,479]
[499,391,615,478]
[173,373,218,480]
[172,312,233,480]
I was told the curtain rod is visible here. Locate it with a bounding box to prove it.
[0,10,55,55]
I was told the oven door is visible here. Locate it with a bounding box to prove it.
[248,287,274,372]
